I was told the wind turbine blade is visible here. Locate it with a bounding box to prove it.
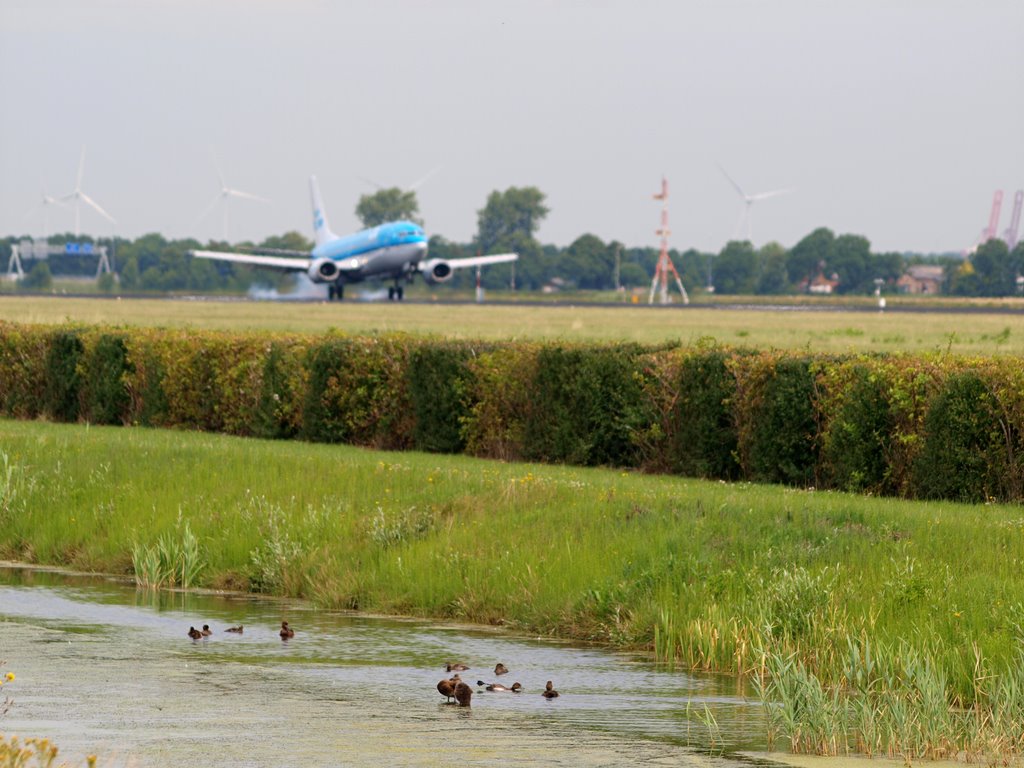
[195,192,222,224]
[716,163,748,201]
[59,191,79,203]
[211,147,226,188]
[76,146,86,190]
[78,192,116,224]
[225,188,270,203]
[358,175,385,191]
[749,188,793,202]
[407,165,441,191]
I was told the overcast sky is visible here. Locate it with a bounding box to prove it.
[2,0,1021,254]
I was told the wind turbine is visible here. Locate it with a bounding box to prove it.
[717,163,792,243]
[60,147,116,237]
[196,151,270,242]
[24,183,67,239]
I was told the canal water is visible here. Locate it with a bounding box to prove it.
[0,564,775,767]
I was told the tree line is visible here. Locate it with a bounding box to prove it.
[3,185,1021,297]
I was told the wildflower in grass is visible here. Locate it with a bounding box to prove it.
[4,672,13,682]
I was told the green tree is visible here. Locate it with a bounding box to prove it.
[563,233,611,289]
[829,234,871,294]
[355,188,421,228]
[713,240,758,294]
[787,227,834,285]
[476,187,549,254]
[970,239,1017,296]
[21,261,53,290]
[120,257,140,290]
[260,231,313,252]
[97,271,116,292]
[756,242,790,294]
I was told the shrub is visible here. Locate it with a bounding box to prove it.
[462,343,539,461]
[670,348,740,479]
[819,363,895,494]
[0,323,50,418]
[255,339,307,439]
[912,372,1011,501]
[522,345,647,466]
[81,333,131,425]
[42,329,84,422]
[407,343,477,453]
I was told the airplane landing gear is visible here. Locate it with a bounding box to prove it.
[387,285,404,301]
[328,282,344,301]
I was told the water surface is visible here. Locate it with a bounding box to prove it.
[0,565,772,767]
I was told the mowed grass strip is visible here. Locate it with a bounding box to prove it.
[1,418,1022,707]
[1,295,1023,354]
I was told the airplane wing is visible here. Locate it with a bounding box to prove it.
[436,253,518,270]
[190,250,312,271]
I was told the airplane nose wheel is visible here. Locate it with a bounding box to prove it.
[388,286,404,301]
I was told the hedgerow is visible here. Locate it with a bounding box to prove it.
[2,321,1023,502]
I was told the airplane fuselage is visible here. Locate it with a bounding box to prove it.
[313,220,428,284]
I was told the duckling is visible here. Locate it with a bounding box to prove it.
[453,680,473,707]
[279,621,295,640]
[446,662,469,672]
[201,624,213,637]
[224,625,244,634]
[494,663,509,676]
[477,680,523,693]
[542,680,559,699]
[187,626,203,640]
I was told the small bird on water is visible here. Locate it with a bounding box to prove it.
[453,680,473,706]
[494,663,509,676]
[542,680,559,699]
[187,626,203,640]
[225,625,243,634]
[446,662,469,672]
[477,680,522,693]
[437,676,458,702]
[280,621,295,639]
[201,625,213,637]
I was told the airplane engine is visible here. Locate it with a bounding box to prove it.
[307,258,339,283]
[419,259,453,284]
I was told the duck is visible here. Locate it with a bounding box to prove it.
[201,624,213,637]
[453,680,473,707]
[437,677,457,703]
[224,625,244,634]
[494,663,509,676]
[446,662,469,672]
[477,680,522,693]
[279,621,295,639]
[187,626,203,640]
[542,680,559,699]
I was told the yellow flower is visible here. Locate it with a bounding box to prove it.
[4,672,14,682]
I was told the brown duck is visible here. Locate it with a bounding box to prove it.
[437,676,458,702]
[279,621,295,639]
[542,680,559,699]
[477,680,522,693]
[494,663,509,676]
[187,626,203,640]
[453,680,473,707]
[225,625,244,634]
[201,624,213,637]
[446,662,469,672]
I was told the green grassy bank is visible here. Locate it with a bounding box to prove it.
[2,419,1023,757]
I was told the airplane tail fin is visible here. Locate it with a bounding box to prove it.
[309,175,337,247]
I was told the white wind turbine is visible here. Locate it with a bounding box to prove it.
[717,164,792,243]
[24,183,67,239]
[60,147,116,237]
[196,151,270,242]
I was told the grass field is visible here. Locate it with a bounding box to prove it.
[1,293,1024,354]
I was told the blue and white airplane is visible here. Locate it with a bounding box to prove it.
[190,176,517,300]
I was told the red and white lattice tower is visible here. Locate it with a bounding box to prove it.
[1002,190,1023,250]
[647,177,689,305]
[984,190,1004,243]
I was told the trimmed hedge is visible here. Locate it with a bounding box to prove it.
[2,321,1024,503]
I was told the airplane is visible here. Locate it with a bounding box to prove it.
[189,176,518,300]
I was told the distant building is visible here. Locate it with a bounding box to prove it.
[897,265,945,295]
[800,271,840,294]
